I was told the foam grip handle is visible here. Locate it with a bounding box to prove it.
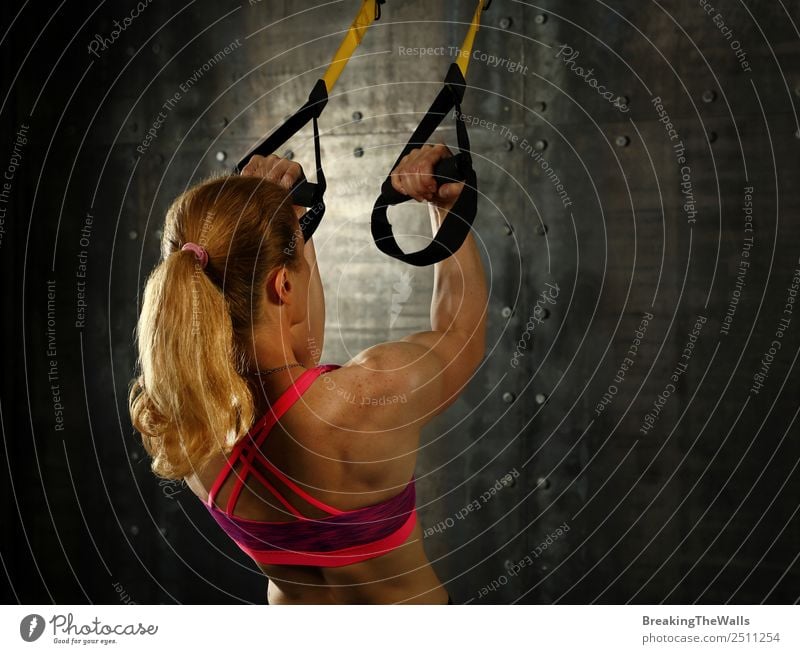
[379,152,470,206]
[236,163,319,208]
[289,174,318,207]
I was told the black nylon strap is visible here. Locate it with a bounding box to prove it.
[371,63,478,266]
[297,112,326,240]
[235,78,328,171]
[235,79,328,240]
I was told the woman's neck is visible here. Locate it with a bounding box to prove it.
[246,363,310,418]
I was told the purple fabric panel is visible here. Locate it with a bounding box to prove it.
[205,478,416,553]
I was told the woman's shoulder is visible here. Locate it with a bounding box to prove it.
[312,349,439,433]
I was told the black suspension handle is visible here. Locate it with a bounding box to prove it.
[233,164,320,208]
[287,172,319,208]
[235,79,328,239]
[235,160,321,209]
[378,152,470,205]
[370,63,478,266]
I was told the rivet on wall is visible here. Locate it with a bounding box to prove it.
[130,525,140,536]
[499,17,513,29]
[353,146,364,158]
[537,223,548,236]
[503,140,514,151]
[534,139,547,151]
[615,135,630,148]
[535,101,547,113]
[504,223,514,235]
[352,111,363,122]
[501,306,513,318]
[283,150,294,160]
[707,131,717,143]
[152,42,161,54]
[534,14,548,25]
[128,230,138,240]
[215,151,227,162]
[702,89,717,103]
[502,391,516,403]
[617,95,629,109]
[536,476,551,490]
[533,305,550,320]
[535,392,548,405]
[154,229,163,240]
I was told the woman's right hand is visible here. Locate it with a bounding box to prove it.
[389,143,465,213]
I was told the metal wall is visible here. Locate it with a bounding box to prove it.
[2,0,798,603]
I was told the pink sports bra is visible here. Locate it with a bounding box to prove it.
[203,364,417,567]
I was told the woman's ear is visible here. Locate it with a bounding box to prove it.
[269,266,292,305]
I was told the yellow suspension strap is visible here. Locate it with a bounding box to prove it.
[236,0,386,240]
[371,0,491,266]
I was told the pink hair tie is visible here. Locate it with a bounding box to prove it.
[181,242,209,269]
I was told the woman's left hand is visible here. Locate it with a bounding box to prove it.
[240,154,305,218]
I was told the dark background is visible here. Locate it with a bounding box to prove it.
[1,0,798,604]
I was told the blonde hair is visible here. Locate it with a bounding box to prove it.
[129,174,300,480]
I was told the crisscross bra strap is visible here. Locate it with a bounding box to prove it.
[207,364,341,516]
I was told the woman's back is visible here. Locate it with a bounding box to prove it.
[185,362,447,604]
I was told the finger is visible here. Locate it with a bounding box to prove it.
[265,158,293,185]
[258,154,280,176]
[242,154,279,177]
[402,162,428,201]
[417,153,439,199]
[431,142,453,160]
[392,147,434,200]
[279,162,303,188]
[240,154,265,176]
[404,152,439,201]
[269,159,301,188]
[414,146,451,200]
[398,171,416,199]
[435,180,464,203]
[390,171,407,196]
[391,151,418,196]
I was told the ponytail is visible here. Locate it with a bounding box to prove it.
[129,249,254,479]
[129,174,298,480]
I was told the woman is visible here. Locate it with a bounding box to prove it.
[129,143,488,604]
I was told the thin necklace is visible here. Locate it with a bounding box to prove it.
[252,362,306,376]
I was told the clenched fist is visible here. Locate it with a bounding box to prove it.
[389,143,465,213]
